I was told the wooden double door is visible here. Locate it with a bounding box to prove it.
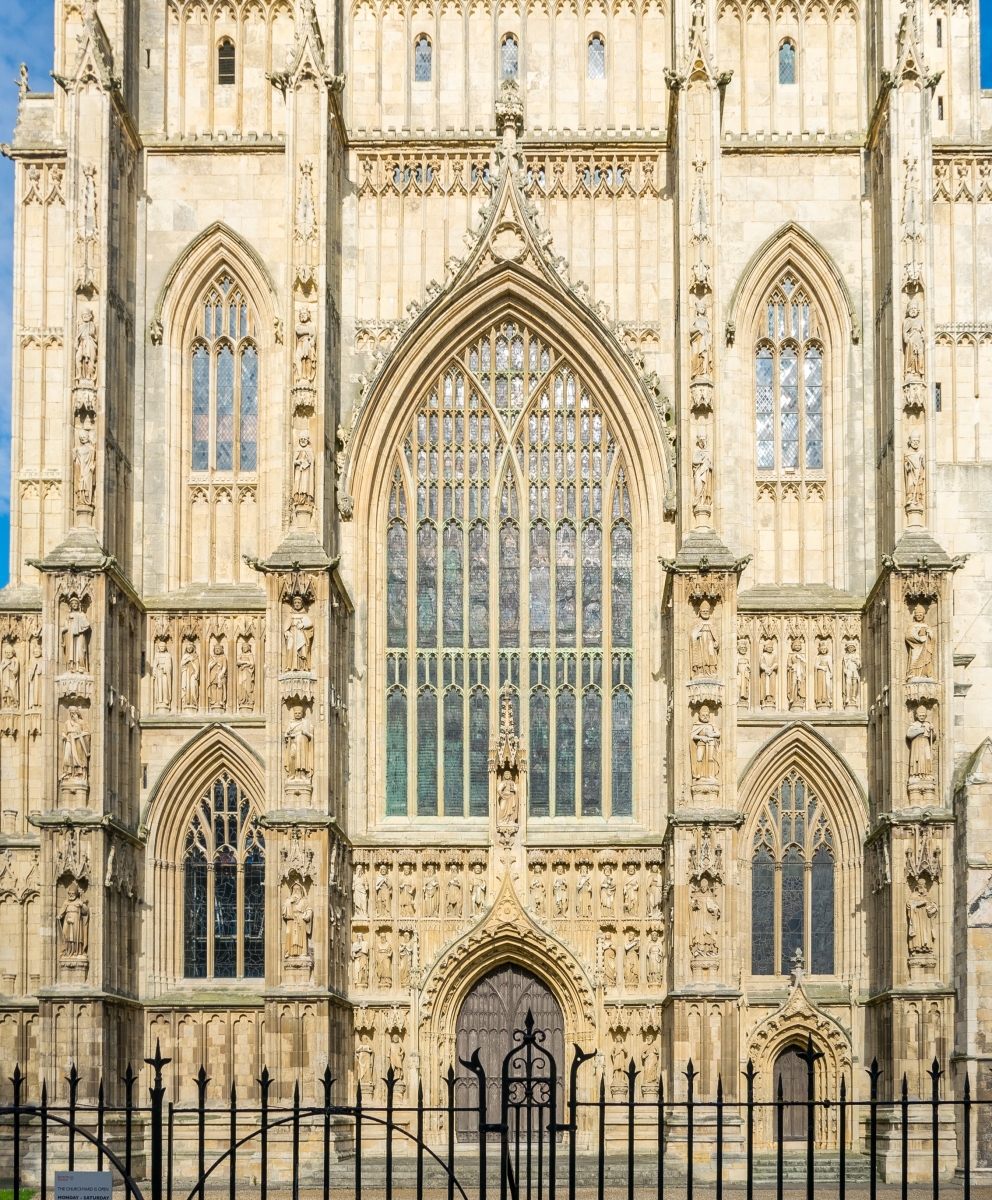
[775,1046,810,1141]
[454,965,565,1138]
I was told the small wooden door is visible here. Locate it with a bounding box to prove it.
[455,965,565,1138]
[774,1047,809,1141]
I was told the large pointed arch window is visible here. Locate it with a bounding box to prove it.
[750,770,834,976]
[384,321,634,820]
[183,774,265,979]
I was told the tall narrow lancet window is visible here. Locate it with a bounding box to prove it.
[183,774,265,979]
[778,40,796,85]
[414,36,432,82]
[501,34,519,80]
[750,770,834,976]
[385,322,634,819]
[218,38,236,85]
[588,35,606,79]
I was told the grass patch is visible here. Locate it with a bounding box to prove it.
[0,1191,36,1200]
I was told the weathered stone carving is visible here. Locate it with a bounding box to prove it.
[398,929,414,987]
[293,433,315,508]
[357,1032,374,1089]
[284,593,315,672]
[236,624,256,711]
[645,927,664,985]
[352,931,369,987]
[600,864,616,914]
[759,637,779,707]
[905,604,936,681]
[73,427,96,519]
[690,599,719,677]
[59,707,91,794]
[623,863,640,917]
[689,704,720,782]
[737,634,750,706]
[399,861,416,915]
[294,306,317,384]
[376,928,394,988]
[691,431,713,520]
[842,636,861,709]
[907,704,936,798]
[903,296,925,379]
[623,928,640,986]
[904,430,925,524]
[284,703,314,782]
[207,635,228,711]
[375,862,393,916]
[58,881,89,959]
[600,928,617,988]
[641,1028,661,1097]
[529,858,547,916]
[814,638,833,710]
[0,641,20,710]
[470,861,487,914]
[180,636,200,710]
[282,881,313,960]
[74,305,98,385]
[446,863,463,916]
[27,632,42,710]
[786,635,807,710]
[422,861,439,916]
[610,1030,629,1097]
[353,862,369,917]
[152,634,173,711]
[553,861,569,916]
[689,296,712,381]
[575,860,592,916]
[61,594,91,674]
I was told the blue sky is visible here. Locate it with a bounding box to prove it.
[0,4,991,589]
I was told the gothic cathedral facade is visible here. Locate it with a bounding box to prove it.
[2,0,992,1167]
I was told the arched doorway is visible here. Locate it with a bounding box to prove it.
[455,964,565,1138]
[774,1046,809,1141]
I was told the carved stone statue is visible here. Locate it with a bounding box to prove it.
[786,637,807,710]
[575,864,592,916]
[60,707,91,783]
[907,705,936,778]
[905,430,925,509]
[293,434,315,506]
[73,428,96,513]
[690,600,719,677]
[600,867,616,914]
[470,862,487,914]
[27,636,42,710]
[759,638,779,707]
[446,866,463,916]
[375,863,393,916]
[690,704,721,781]
[645,928,664,984]
[691,432,713,514]
[398,929,414,987]
[61,595,91,674]
[611,1033,628,1089]
[601,931,617,988]
[180,638,200,709]
[352,932,369,988]
[294,307,317,384]
[353,863,369,917]
[389,1032,406,1082]
[284,705,314,779]
[375,929,393,989]
[357,1034,374,1088]
[623,929,640,985]
[58,882,89,957]
[737,637,750,706]
[236,634,255,711]
[646,869,663,917]
[398,862,416,915]
[152,637,173,711]
[74,306,98,385]
[530,864,547,916]
[905,605,936,680]
[689,295,712,379]
[903,297,925,379]
[422,862,439,916]
[842,639,862,708]
[284,594,315,671]
[282,882,313,958]
[623,863,640,916]
[689,876,721,958]
[207,639,228,711]
[496,769,518,825]
[553,862,568,916]
[641,1030,660,1087]
[906,878,938,955]
[0,643,20,710]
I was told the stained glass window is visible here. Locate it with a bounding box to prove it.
[588,35,606,79]
[182,774,265,979]
[755,277,824,476]
[501,34,518,80]
[750,770,835,976]
[778,40,796,85]
[190,278,258,475]
[386,324,633,819]
[414,35,432,82]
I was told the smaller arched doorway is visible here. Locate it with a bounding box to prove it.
[454,965,565,1137]
[774,1045,809,1141]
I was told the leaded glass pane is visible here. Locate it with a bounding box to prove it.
[588,35,605,79]
[387,521,408,647]
[417,523,438,646]
[778,40,796,84]
[469,689,490,816]
[530,688,550,815]
[810,844,834,974]
[183,853,208,977]
[500,521,520,644]
[581,689,602,815]
[386,687,408,815]
[581,523,602,645]
[611,522,632,646]
[243,852,265,977]
[414,36,432,81]
[213,857,238,977]
[611,687,632,815]
[215,346,234,470]
[443,687,464,816]
[530,523,552,647]
[804,347,823,468]
[417,688,438,815]
[555,688,576,816]
[501,35,518,79]
[468,522,489,647]
[240,347,258,470]
[751,848,775,975]
[442,522,464,645]
[756,348,774,469]
[556,523,577,646]
[780,847,804,974]
[192,346,210,470]
[780,348,799,468]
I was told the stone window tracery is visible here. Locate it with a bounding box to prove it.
[588,35,606,80]
[414,35,432,82]
[384,322,634,821]
[183,773,265,980]
[750,770,834,977]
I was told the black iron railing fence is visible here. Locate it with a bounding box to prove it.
[0,1027,984,1200]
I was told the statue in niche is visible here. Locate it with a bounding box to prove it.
[374,862,393,916]
[284,594,314,672]
[530,863,547,916]
[623,929,640,986]
[61,594,91,674]
[284,705,314,779]
[814,639,833,710]
[646,868,664,917]
[389,1032,406,1083]
[398,862,416,915]
[600,866,616,914]
[689,295,712,379]
[73,428,96,512]
[496,769,518,825]
[903,297,926,379]
[353,863,369,917]
[623,863,640,916]
[60,707,91,783]
[690,704,721,781]
[906,878,938,955]
[356,1034,374,1089]
[691,432,713,513]
[152,637,173,711]
[74,306,98,385]
[575,863,592,917]
[398,929,414,987]
[553,862,568,916]
[282,881,312,958]
[236,633,255,711]
[58,882,89,957]
[690,600,719,677]
[470,862,487,914]
[294,307,317,384]
[905,605,936,680]
[842,639,862,708]
[180,638,200,709]
[293,434,315,506]
[611,1032,629,1088]
[759,639,779,707]
[27,635,42,710]
[689,875,721,958]
[351,931,369,988]
[907,706,936,779]
[375,929,393,989]
[905,430,926,509]
[0,643,20,709]
[601,931,617,988]
[446,865,463,916]
[421,862,439,916]
[641,1031,660,1089]
[786,637,807,709]
[207,638,228,711]
[737,637,751,706]
[645,927,664,984]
